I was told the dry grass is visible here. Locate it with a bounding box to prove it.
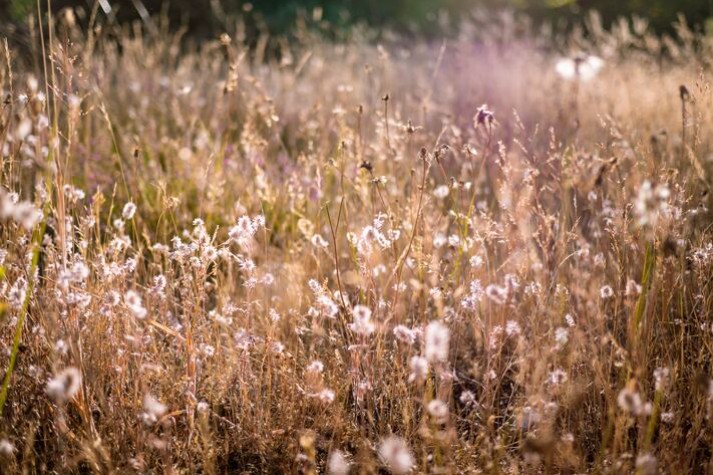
[2,9,713,474]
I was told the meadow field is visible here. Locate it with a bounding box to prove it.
[3,8,713,473]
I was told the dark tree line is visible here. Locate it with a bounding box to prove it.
[3,0,712,40]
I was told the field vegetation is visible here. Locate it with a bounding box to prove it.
[2,7,713,473]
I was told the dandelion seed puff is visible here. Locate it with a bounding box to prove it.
[469,255,483,268]
[349,305,375,336]
[565,313,575,327]
[124,290,147,319]
[378,436,414,474]
[555,327,569,348]
[617,386,644,415]
[505,320,521,337]
[654,367,670,392]
[408,356,429,383]
[393,325,417,345]
[626,279,642,296]
[433,185,449,199]
[316,388,335,404]
[122,202,137,220]
[425,321,449,363]
[195,401,210,415]
[548,368,568,385]
[306,360,324,373]
[432,232,447,249]
[459,390,477,406]
[46,367,82,402]
[15,118,32,140]
[327,449,350,475]
[142,393,167,425]
[600,285,614,299]
[0,438,14,456]
[427,399,449,423]
[54,339,69,355]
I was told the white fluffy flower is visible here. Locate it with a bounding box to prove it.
[378,436,414,474]
[124,290,147,319]
[46,367,82,403]
[424,321,449,363]
[349,305,375,336]
[327,450,350,475]
[122,202,137,220]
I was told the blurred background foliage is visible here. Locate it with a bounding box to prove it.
[2,0,712,39]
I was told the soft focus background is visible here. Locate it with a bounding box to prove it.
[3,0,713,39]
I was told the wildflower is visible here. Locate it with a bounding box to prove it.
[617,385,650,416]
[378,436,414,474]
[599,285,614,299]
[626,279,642,296]
[0,188,42,230]
[393,325,417,345]
[475,104,494,127]
[634,180,670,228]
[202,245,218,262]
[270,341,285,354]
[459,390,477,406]
[327,450,350,475]
[229,215,258,247]
[63,184,86,203]
[433,185,449,199]
[548,368,568,385]
[555,327,569,348]
[124,290,147,319]
[306,360,324,374]
[0,439,14,457]
[349,305,375,336]
[427,399,449,423]
[8,278,27,308]
[316,388,335,404]
[555,54,604,81]
[408,356,429,383]
[565,313,575,327]
[142,393,167,425]
[122,202,137,220]
[424,321,449,363]
[269,308,281,323]
[54,339,69,355]
[469,255,483,268]
[505,320,521,337]
[654,367,670,391]
[200,344,215,357]
[46,367,82,403]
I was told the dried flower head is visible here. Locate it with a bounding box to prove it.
[378,436,414,474]
[46,367,82,403]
